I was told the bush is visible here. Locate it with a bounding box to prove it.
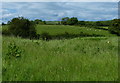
[6,42,23,58]
[67,17,78,25]
[2,22,6,25]
[109,19,120,36]
[8,17,37,39]
[61,17,78,25]
[2,29,11,35]
[41,32,52,41]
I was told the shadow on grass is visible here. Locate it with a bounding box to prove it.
[40,32,105,41]
[2,31,107,41]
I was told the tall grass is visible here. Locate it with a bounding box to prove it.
[0,34,2,82]
[2,36,118,81]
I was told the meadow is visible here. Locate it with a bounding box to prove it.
[2,24,118,81]
[36,25,113,37]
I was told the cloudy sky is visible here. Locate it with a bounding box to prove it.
[1,2,118,23]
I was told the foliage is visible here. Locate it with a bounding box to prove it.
[6,42,23,58]
[41,32,52,40]
[8,17,37,39]
[2,29,11,35]
[61,17,78,25]
[67,17,78,25]
[2,36,118,81]
[34,19,46,25]
[77,21,85,26]
[34,19,42,24]
[61,17,69,25]
[109,19,120,36]
[2,22,6,25]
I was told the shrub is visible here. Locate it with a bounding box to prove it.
[2,29,11,35]
[41,32,52,41]
[6,42,23,58]
[61,17,78,25]
[8,17,37,39]
[2,22,6,25]
[109,19,120,36]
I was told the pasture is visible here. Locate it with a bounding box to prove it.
[36,25,114,37]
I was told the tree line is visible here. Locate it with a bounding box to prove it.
[2,17,120,40]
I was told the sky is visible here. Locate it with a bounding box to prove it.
[2,0,119,2]
[1,2,118,23]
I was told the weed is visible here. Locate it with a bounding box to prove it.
[6,42,23,58]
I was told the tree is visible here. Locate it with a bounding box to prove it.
[109,19,120,36]
[34,19,42,24]
[7,21,11,25]
[61,17,69,25]
[2,22,6,25]
[61,17,78,25]
[67,17,78,25]
[43,21,46,24]
[77,21,85,26]
[8,17,37,39]
[96,21,103,26]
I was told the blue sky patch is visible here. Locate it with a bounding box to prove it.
[1,2,118,23]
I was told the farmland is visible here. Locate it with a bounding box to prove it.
[2,24,118,81]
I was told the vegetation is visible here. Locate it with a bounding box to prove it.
[2,17,37,39]
[1,17,119,81]
[109,19,120,36]
[2,36,118,81]
[35,25,114,37]
[2,24,116,40]
[61,17,78,25]
[34,19,46,25]
[6,42,23,58]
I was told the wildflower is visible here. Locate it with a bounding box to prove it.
[107,41,110,43]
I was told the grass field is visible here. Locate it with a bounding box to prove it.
[2,25,118,81]
[36,25,114,37]
[0,28,2,82]
[2,25,115,37]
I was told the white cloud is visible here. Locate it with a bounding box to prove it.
[2,13,13,17]
[1,2,118,23]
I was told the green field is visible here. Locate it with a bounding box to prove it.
[2,25,115,37]
[36,25,113,36]
[2,25,118,81]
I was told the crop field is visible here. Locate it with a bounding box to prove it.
[2,25,118,81]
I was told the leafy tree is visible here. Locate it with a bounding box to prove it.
[109,19,120,36]
[96,21,103,26]
[2,22,6,25]
[61,17,69,25]
[43,21,46,24]
[77,21,85,26]
[8,17,37,39]
[67,17,78,25]
[61,17,78,25]
[34,19,42,24]
[34,19,46,25]
[7,21,11,25]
